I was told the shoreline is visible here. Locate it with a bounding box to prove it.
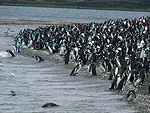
[0,18,78,26]
[1,4,150,12]
[20,47,150,113]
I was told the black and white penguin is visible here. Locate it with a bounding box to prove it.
[108,66,119,80]
[126,90,136,102]
[64,52,70,65]
[70,62,82,76]
[140,48,147,60]
[143,57,149,73]
[88,64,97,76]
[6,50,15,57]
[116,74,127,91]
[149,82,150,94]
[133,76,143,88]
[92,53,97,62]
[32,55,44,62]
[98,62,106,73]
[10,91,16,96]
[133,66,146,87]
[129,70,137,83]
[109,78,117,90]
[5,28,14,35]
[104,58,113,72]
[42,103,59,107]
[109,74,122,90]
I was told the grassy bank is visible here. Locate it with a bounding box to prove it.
[0,0,150,11]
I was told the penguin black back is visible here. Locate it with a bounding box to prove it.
[64,52,70,65]
[70,62,82,76]
[88,64,97,76]
[32,55,44,62]
[116,74,127,91]
[6,50,15,57]
[149,82,150,94]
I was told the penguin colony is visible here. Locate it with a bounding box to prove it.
[14,16,150,102]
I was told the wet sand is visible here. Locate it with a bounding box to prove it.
[1,18,150,112]
[0,18,78,26]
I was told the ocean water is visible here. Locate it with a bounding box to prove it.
[0,5,149,23]
[0,5,148,112]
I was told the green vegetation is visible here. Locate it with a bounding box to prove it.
[0,0,150,11]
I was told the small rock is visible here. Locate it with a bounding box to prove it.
[42,103,59,107]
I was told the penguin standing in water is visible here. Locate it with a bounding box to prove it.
[126,90,136,102]
[70,62,82,76]
[32,55,44,62]
[6,50,15,57]
[88,64,97,76]
[10,91,16,96]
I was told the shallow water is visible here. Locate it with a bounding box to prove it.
[0,5,149,23]
[0,25,137,113]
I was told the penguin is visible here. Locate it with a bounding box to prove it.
[143,57,149,73]
[149,82,150,94]
[6,50,15,57]
[10,91,16,96]
[133,66,146,87]
[5,28,14,35]
[109,72,121,89]
[92,53,97,62]
[42,103,59,107]
[140,48,147,60]
[104,58,112,72]
[64,52,70,65]
[5,28,10,35]
[126,90,136,102]
[88,64,97,76]
[32,55,44,62]
[98,62,106,73]
[109,78,117,90]
[108,66,119,80]
[59,45,66,56]
[116,74,127,91]
[129,70,137,83]
[70,62,82,76]
[133,76,143,88]
[108,72,114,80]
